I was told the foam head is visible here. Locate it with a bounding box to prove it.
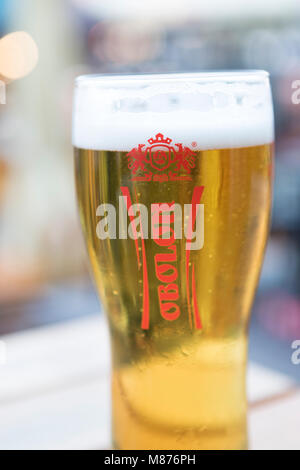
[72,72,274,151]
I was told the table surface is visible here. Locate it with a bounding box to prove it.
[0,315,299,450]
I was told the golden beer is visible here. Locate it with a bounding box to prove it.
[73,72,274,450]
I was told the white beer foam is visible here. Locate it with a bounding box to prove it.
[72,73,274,151]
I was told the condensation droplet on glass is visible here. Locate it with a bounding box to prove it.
[180,347,189,357]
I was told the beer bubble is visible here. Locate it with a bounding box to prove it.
[180,347,190,357]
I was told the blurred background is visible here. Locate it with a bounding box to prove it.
[0,0,300,448]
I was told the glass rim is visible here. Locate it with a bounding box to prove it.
[75,70,270,88]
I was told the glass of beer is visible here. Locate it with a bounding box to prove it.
[73,72,274,450]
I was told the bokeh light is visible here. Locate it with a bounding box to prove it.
[0,31,38,81]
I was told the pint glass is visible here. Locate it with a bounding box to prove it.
[73,72,274,450]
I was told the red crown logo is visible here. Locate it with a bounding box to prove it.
[148,133,172,146]
[127,132,197,182]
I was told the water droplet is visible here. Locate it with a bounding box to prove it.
[180,347,189,357]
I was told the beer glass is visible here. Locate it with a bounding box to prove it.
[73,72,274,450]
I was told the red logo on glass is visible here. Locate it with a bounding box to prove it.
[127,133,197,182]
[121,134,203,331]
